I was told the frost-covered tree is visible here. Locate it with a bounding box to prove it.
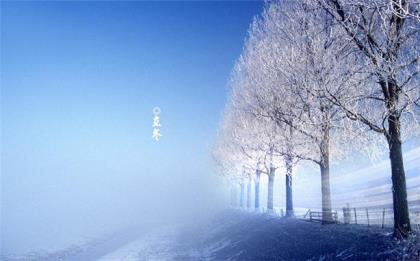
[320,0,420,237]
[212,111,247,208]
[213,97,274,211]
[232,0,361,222]
[228,16,300,215]
[228,92,282,212]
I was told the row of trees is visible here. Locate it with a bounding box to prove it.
[213,0,419,238]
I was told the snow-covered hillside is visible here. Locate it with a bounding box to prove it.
[9,210,418,261]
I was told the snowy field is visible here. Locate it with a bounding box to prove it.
[3,210,420,261]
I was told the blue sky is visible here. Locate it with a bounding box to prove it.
[1,1,263,253]
[2,1,263,169]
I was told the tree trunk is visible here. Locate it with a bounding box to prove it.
[285,160,294,217]
[320,118,333,223]
[388,114,411,237]
[255,170,261,210]
[240,181,245,208]
[247,175,252,209]
[320,162,333,223]
[267,167,275,211]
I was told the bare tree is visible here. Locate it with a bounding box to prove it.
[234,0,361,222]
[320,0,420,237]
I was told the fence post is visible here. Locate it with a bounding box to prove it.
[343,204,351,224]
[382,208,385,228]
[366,208,370,226]
[342,207,346,223]
[281,208,284,217]
[354,208,357,224]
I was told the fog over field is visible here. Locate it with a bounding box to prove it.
[1,1,262,256]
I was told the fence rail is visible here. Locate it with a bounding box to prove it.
[242,206,420,231]
[334,206,420,230]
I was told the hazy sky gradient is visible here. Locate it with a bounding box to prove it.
[1,1,263,254]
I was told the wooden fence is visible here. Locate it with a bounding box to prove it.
[252,206,420,231]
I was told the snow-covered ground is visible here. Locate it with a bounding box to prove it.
[97,228,179,261]
[1,226,153,261]
[97,210,420,260]
[3,210,420,260]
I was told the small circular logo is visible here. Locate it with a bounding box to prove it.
[152,106,161,115]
